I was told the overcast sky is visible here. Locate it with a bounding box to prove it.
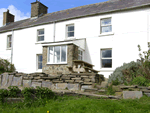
[0,0,108,27]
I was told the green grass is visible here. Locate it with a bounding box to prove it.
[0,95,150,113]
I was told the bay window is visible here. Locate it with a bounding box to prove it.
[48,45,67,64]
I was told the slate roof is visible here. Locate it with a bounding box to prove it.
[0,0,150,33]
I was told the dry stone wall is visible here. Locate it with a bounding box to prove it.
[0,72,104,91]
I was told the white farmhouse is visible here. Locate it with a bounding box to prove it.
[0,0,150,78]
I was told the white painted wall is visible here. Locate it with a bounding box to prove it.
[0,6,150,78]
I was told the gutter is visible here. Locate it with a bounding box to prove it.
[1,3,150,33]
[53,21,56,42]
[11,29,14,70]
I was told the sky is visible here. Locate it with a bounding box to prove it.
[0,0,109,27]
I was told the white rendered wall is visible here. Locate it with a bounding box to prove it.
[0,7,149,78]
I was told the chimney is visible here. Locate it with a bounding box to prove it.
[31,0,48,18]
[3,9,15,26]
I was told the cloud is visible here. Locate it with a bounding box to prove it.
[0,5,30,27]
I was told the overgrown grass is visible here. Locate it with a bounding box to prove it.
[0,94,150,113]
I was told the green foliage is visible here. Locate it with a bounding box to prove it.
[8,86,21,98]
[106,85,115,95]
[0,89,9,103]
[35,86,55,100]
[21,87,35,102]
[108,61,142,85]
[130,76,150,86]
[0,58,16,74]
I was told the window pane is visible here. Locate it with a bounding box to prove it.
[38,30,44,35]
[61,46,66,62]
[78,56,81,60]
[101,18,111,25]
[68,26,74,31]
[101,26,112,33]
[54,46,60,63]
[9,42,11,48]
[9,36,11,41]
[102,59,112,68]
[38,63,42,69]
[68,32,74,37]
[38,36,44,41]
[102,50,112,58]
[38,55,42,62]
[48,47,53,63]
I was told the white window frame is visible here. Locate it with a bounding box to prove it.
[37,29,44,42]
[101,49,112,68]
[78,48,83,60]
[7,35,12,49]
[100,18,112,34]
[37,54,43,70]
[66,24,75,39]
[47,45,67,64]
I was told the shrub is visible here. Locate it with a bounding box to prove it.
[8,86,21,97]
[35,86,55,100]
[130,76,150,86]
[0,89,9,103]
[106,85,115,95]
[108,61,142,85]
[0,58,16,74]
[21,87,35,102]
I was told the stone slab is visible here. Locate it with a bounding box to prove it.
[81,85,92,91]
[144,93,150,97]
[42,81,55,89]
[56,83,67,90]
[23,80,32,87]
[123,91,143,99]
[65,80,74,83]
[1,73,9,87]
[11,76,23,86]
[84,79,91,82]
[31,81,41,88]
[0,75,2,87]
[67,83,79,90]
[7,75,14,87]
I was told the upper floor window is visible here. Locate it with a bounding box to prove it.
[48,45,67,64]
[100,18,112,33]
[78,49,83,60]
[37,29,44,41]
[66,24,74,38]
[7,35,12,49]
[101,49,112,68]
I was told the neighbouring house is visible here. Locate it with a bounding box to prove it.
[0,0,150,78]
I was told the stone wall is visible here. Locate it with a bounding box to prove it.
[42,44,78,75]
[0,72,104,91]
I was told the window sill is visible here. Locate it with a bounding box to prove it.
[65,37,76,40]
[99,68,114,72]
[47,62,67,65]
[35,41,45,44]
[36,69,42,72]
[6,48,11,50]
[98,32,114,37]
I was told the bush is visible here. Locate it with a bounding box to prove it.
[106,85,115,95]
[8,86,21,98]
[130,76,150,86]
[108,61,142,85]
[35,86,55,100]
[0,58,16,74]
[0,89,9,103]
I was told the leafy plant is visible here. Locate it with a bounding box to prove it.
[0,89,9,103]
[35,86,55,100]
[130,76,150,86]
[106,85,115,95]
[21,87,35,102]
[8,86,21,97]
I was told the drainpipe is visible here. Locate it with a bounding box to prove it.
[11,29,14,71]
[53,21,56,42]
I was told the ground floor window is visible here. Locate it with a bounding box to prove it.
[101,49,112,68]
[48,45,67,64]
[78,49,83,60]
[37,54,42,69]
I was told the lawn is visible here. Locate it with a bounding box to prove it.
[0,95,150,113]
